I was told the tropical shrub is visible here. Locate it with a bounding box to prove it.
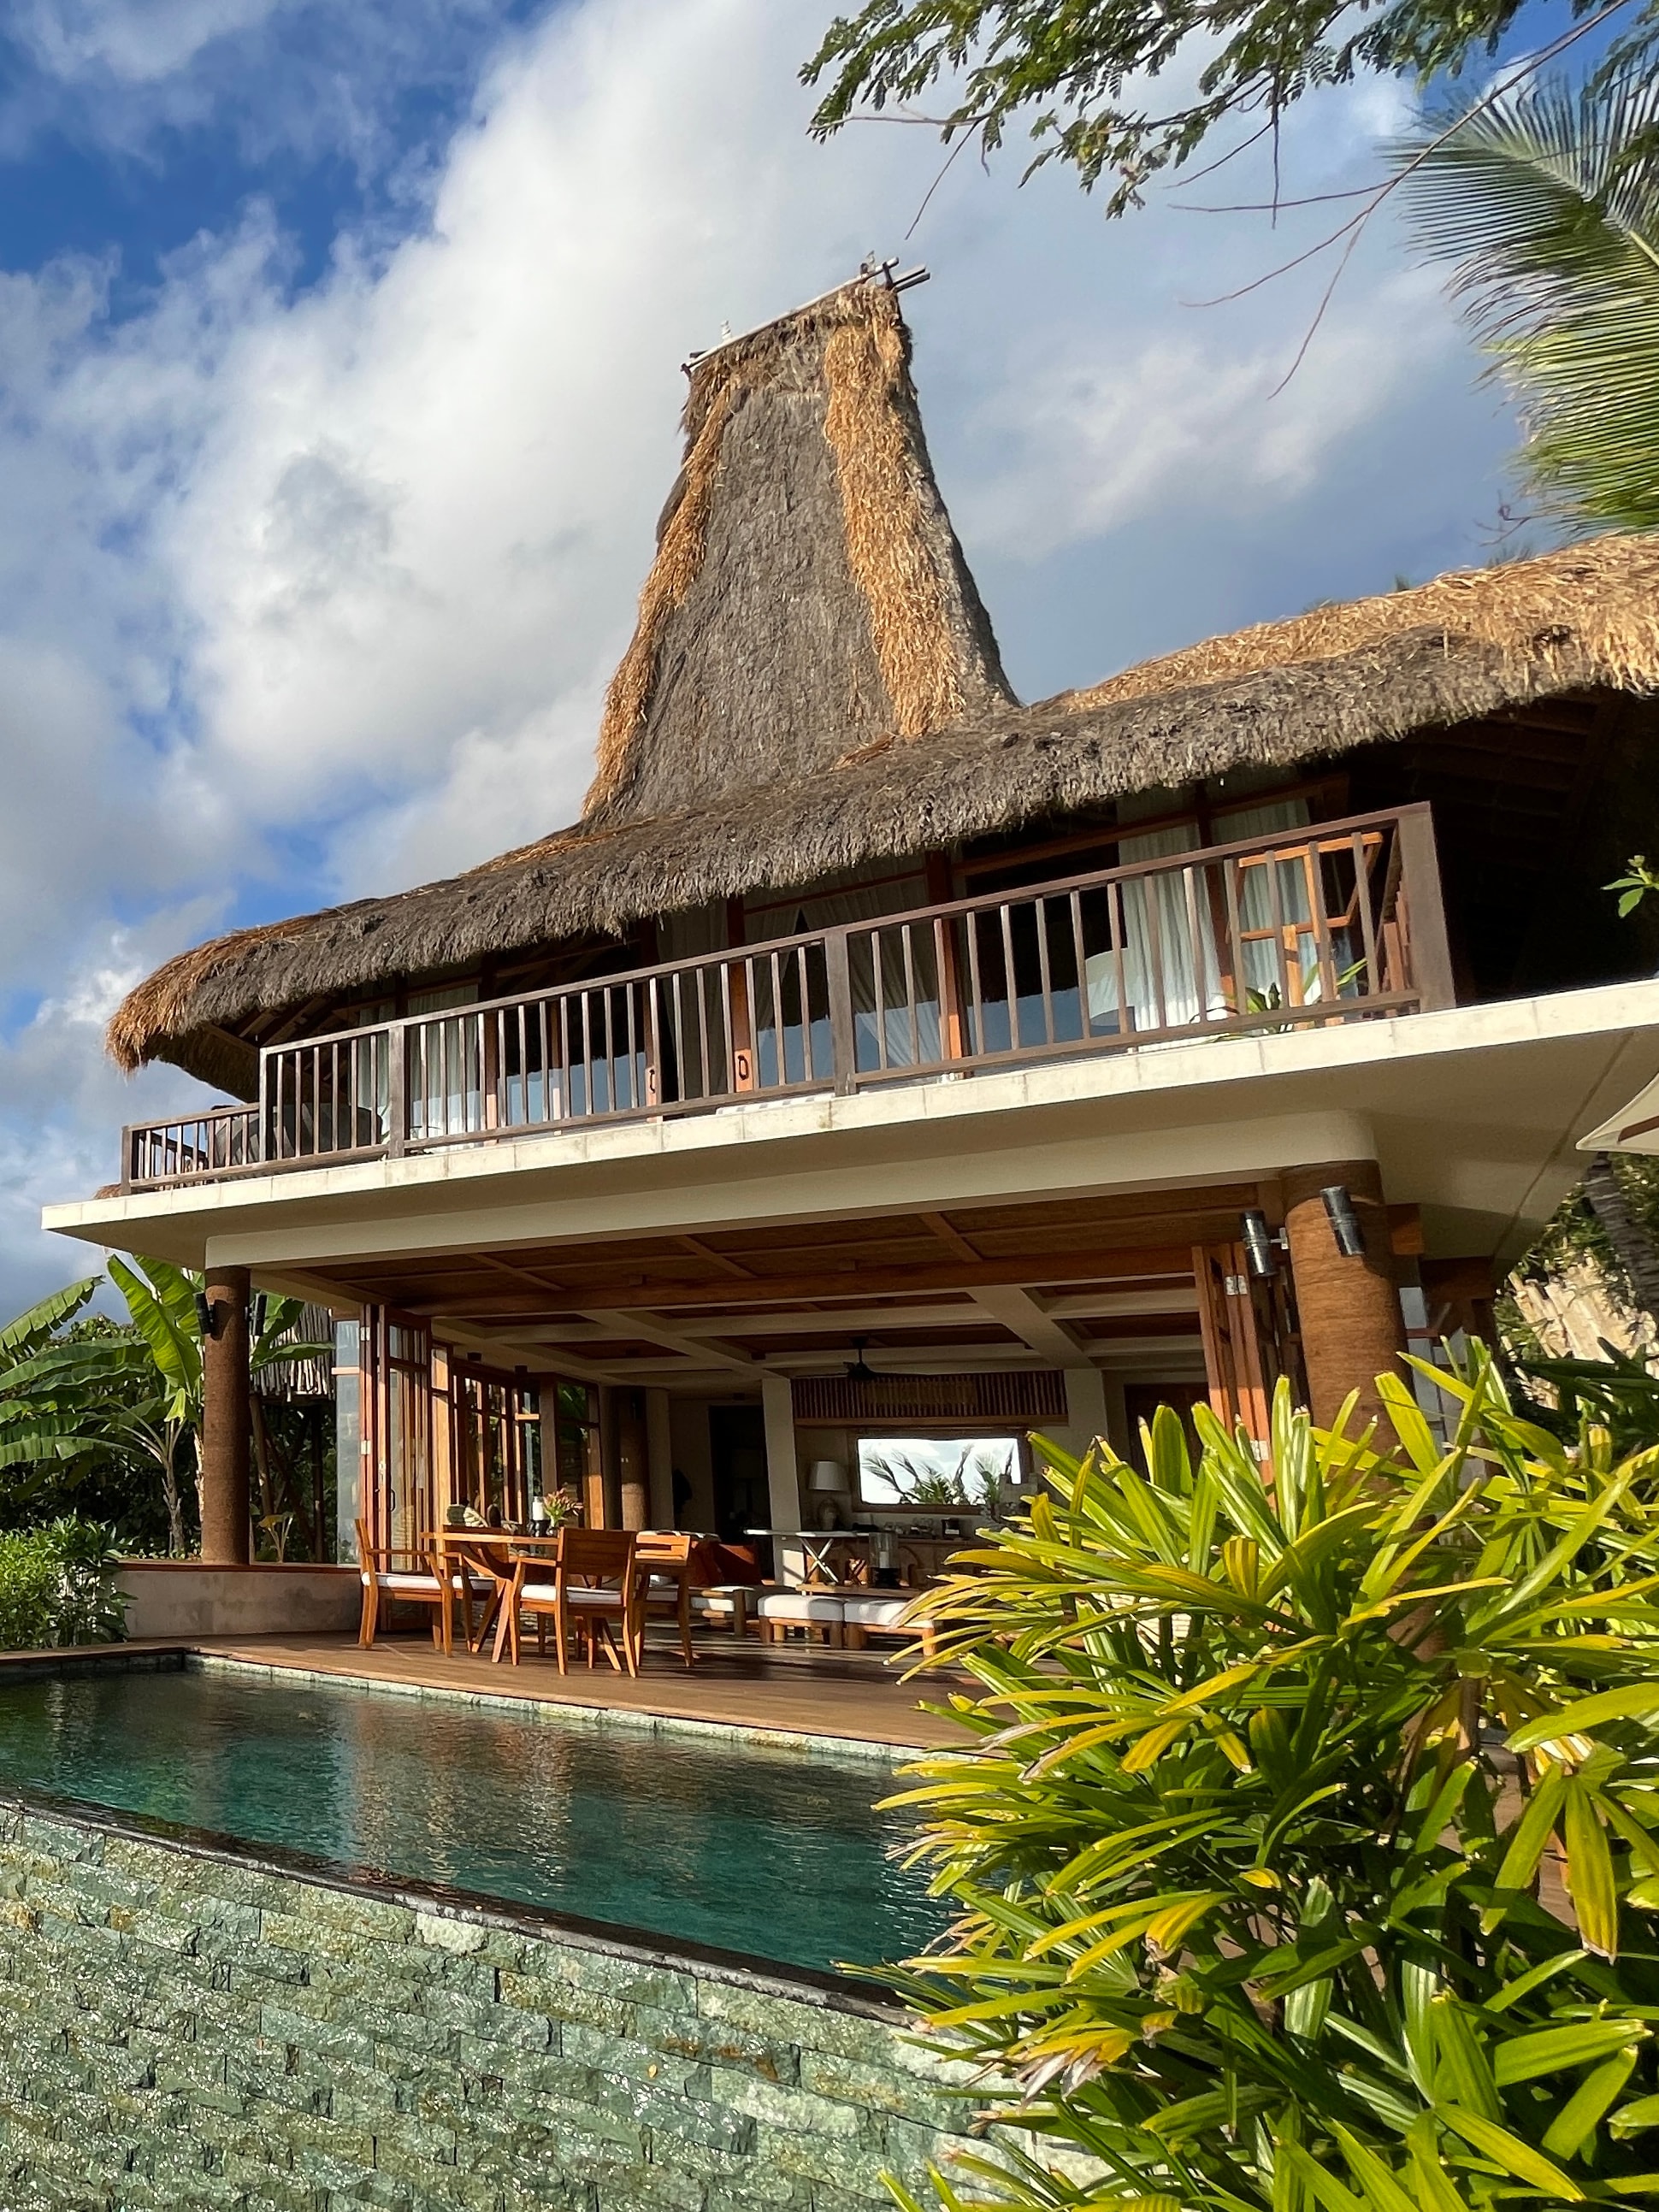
[0,1519,126,1650]
[883,1346,1659,2210]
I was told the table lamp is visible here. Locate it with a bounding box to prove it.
[808,1460,846,1532]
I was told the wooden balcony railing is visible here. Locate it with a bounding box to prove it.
[121,804,1453,1191]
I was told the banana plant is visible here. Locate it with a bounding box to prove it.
[0,1263,326,1555]
[0,1277,106,1486]
[881,1346,1659,2211]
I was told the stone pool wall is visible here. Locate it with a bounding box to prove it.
[0,1800,987,2212]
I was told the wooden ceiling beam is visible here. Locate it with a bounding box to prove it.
[676,1236,756,1279]
[968,1284,1087,1361]
[920,1212,983,1262]
[582,1308,761,1379]
[372,1245,1197,1318]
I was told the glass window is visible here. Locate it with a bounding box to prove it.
[856,1436,1019,1510]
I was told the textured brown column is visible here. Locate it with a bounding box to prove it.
[1282,1161,1407,1436]
[199,1265,251,1564]
[616,1390,650,1531]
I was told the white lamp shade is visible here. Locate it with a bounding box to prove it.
[808,1460,846,1492]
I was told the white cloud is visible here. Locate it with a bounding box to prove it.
[11,0,288,83]
[0,0,1521,1305]
[131,0,1514,886]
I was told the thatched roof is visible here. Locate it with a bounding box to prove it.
[109,451,1659,1090]
[585,273,1012,823]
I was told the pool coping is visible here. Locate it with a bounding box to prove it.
[0,1646,932,2014]
[192,1649,932,1764]
[0,1637,942,1759]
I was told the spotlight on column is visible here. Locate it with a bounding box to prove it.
[1240,1209,1279,1282]
[1321,1183,1367,1259]
[193,1291,220,1340]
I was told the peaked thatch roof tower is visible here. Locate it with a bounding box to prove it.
[582,271,1014,826]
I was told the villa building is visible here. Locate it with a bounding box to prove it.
[44,268,1659,1570]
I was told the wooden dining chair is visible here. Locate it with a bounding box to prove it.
[354,1518,448,1649]
[494,1529,641,1674]
[635,1531,695,1669]
[434,1531,517,1656]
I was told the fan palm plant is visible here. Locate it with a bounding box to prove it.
[881,1348,1659,2211]
[1391,66,1659,532]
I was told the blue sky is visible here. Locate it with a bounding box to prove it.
[0,0,1528,1308]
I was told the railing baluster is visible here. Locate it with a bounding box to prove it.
[824,930,856,1094]
[1108,880,1129,1033]
[965,910,985,1054]
[717,961,736,1096]
[1034,897,1055,1046]
[1142,873,1169,1032]
[1351,829,1380,998]
[996,903,1018,1053]
[1179,865,1207,1023]
[1265,845,1294,1010]
[1306,839,1340,1011]
[900,928,919,1067]
[1068,892,1089,1039]
[1221,856,1247,1018]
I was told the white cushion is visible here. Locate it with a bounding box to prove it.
[373,1572,440,1596]
[518,1582,625,1609]
[840,1596,916,1628]
[757,1592,846,1623]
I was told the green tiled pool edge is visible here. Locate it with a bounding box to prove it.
[0,1652,987,2211]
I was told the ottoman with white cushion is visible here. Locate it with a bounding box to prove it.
[838,1594,937,1657]
[689,1584,782,1636]
[754,1590,847,1647]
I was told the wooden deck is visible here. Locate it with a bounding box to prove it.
[182,1628,968,1749]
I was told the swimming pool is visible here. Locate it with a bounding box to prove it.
[0,1658,948,1974]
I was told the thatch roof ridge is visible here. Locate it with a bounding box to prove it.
[1059,534,1659,714]
[108,525,1659,1088]
[582,272,1013,825]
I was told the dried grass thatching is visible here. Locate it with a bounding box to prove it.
[1071,535,1659,711]
[108,529,1659,1089]
[583,274,1011,824]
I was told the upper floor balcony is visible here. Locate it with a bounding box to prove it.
[121,804,1454,1194]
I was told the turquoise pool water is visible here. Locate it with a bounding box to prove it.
[0,1663,948,1974]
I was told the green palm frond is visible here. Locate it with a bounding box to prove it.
[108,1255,201,1422]
[0,1279,98,1366]
[1392,66,1659,532]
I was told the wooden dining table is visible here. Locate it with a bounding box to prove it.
[423,1529,553,1658]
[423,1529,696,1666]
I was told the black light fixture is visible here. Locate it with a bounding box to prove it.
[845,1337,877,1384]
[1240,1209,1283,1282]
[251,1293,268,1339]
[194,1291,218,1341]
[1321,1183,1367,1259]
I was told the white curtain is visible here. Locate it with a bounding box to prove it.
[1086,799,1311,1034]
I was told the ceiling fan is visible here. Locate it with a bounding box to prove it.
[845,1336,877,1383]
